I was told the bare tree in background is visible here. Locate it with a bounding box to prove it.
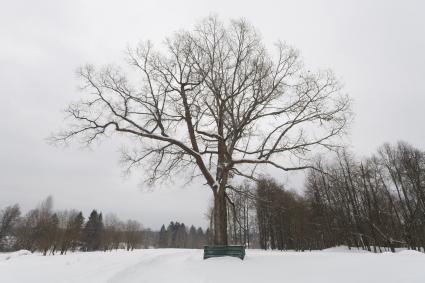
[52,16,351,245]
[103,213,124,251]
[0,204,21,251]
[124,220,142,250]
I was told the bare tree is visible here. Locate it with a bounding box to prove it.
[124,220,142,250]
[226,182,256,247]
[299,141,425,253]
[0,204,21,251]
[34,196,57,256]
[52,16,351,245]
[103,213,124,251]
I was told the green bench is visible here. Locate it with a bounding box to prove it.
[203,245,245,260]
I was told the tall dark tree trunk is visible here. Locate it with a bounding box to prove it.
[213,190,228,245]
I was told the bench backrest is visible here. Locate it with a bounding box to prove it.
[203,245,245,260]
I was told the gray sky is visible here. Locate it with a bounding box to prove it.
[1,0,424,230]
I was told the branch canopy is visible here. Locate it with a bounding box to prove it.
[52,16,352,190]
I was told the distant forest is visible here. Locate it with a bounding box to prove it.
[225,141,425,253]
[1,141,425,254]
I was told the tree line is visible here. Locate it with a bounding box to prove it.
[3,140,423,253]
[220,141,425,253]
[0,197,213,254]
[0,197,145,254]
[157,222,210,249]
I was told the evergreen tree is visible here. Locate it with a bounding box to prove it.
[82,210,104,251]
[158,225,167,248]
[188,225,197,248]
[68,211,84,252]
[167,222,176,247]
[175,223,187,248]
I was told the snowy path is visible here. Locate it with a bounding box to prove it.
[1,248,425,283]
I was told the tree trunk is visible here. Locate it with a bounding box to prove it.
[213,190,228,245]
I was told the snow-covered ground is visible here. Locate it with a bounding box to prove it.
[1,247,425,283]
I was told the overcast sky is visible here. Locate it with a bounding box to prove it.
[1,0,424,230]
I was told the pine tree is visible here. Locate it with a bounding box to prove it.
[82,210,104,251]
[167,222,176,247]
[188,225,197,248]
[69,212,84,252]
[175,223,187,248]
[158,225,167,248]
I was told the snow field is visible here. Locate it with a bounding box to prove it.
[1,247,425,283]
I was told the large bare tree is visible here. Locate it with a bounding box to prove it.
[53,16,351,245]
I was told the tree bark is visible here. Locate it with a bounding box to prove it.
[213,190,228,245]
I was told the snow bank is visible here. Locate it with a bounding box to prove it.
[322,245,370,253]
[0,250,32,261]
[1,248,424,283]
